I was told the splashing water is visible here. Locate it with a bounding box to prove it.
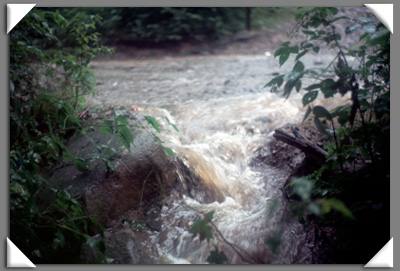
[89,54,349,264]
[138,91,316,264]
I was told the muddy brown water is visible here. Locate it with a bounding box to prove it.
[86,51,353,264]
[81,6,373,264]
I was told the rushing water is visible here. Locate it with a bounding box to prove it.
[89,54,349,264]
[131,92,313,264]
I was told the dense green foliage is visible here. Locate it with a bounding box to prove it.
[10,8,181,264]
[43,7,292,44]
[266,7,390,262]
[10,8,131,263]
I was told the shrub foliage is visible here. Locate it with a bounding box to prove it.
[265,7,390,262]
[10,8,123,263]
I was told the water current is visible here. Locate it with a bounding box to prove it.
[89,53,347,264]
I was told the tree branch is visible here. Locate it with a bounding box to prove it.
[273,126,328,164]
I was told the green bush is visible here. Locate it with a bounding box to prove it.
[10,8,181,263]
[266,6,389,231]
[264,8,390,262]
[9,8,123,263]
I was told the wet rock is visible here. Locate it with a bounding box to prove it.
[81,228,155,264]
[145,213,163,232]
[40,125,178,228]
[39,114,226,230]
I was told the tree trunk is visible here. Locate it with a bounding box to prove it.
[246,8,252,31]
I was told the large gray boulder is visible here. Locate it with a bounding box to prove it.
[38,114,228,264]
[42,118,225,228]
[45,127,177,227]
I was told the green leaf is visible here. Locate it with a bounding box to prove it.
[302,30,315,36]
[337,110,350,126]
[307,70,319,77]
[302,91,318,107]
[304,83,321,91]
[283,79,297,99]
[102,119,114,133]
[316,198,355,219]
[99,126,112,135]
[283,72,302,81]
[270,86,277,93]
[279,50,290,67]
[74,158,89,173]
[307,203,321,216]
[320,78,336,98]
[162,146,176,156]
[207,247,228,264]
[145,116,161,133]
[321,87,335,98]
[295,50,309,61]
[310,17,322,28]
[206,211,215,221]
[290,46,299,54]
[314,117,329,136]
[273,47,283,58]
[368,28,390,45]
[330,16,352,23]
[165,117,179,132]
[283,72,304,98]
[115,115,129,126]
[359,32,369,41]
[51,134,67,151]
[295,80,302,93]
[118,126,133,150]
[313,105,332,120]
[294,10,306,21]
[274,75,285,87]
[363,23,376,34]
[303,106,312,123]
[151,132,164,143]
[312,46,320,53]
[358,17,372,23]
[327,7,339,15]
[32,142,47,155]
[189,220,213,243]
[280,41,290,47]
[292,61,305,72]
[80,127,87,135]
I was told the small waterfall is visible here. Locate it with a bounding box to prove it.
[139,91,315,264]
[89,53,350,264]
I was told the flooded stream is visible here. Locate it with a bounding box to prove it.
[88,53,346,264]
[148,93,308,264]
